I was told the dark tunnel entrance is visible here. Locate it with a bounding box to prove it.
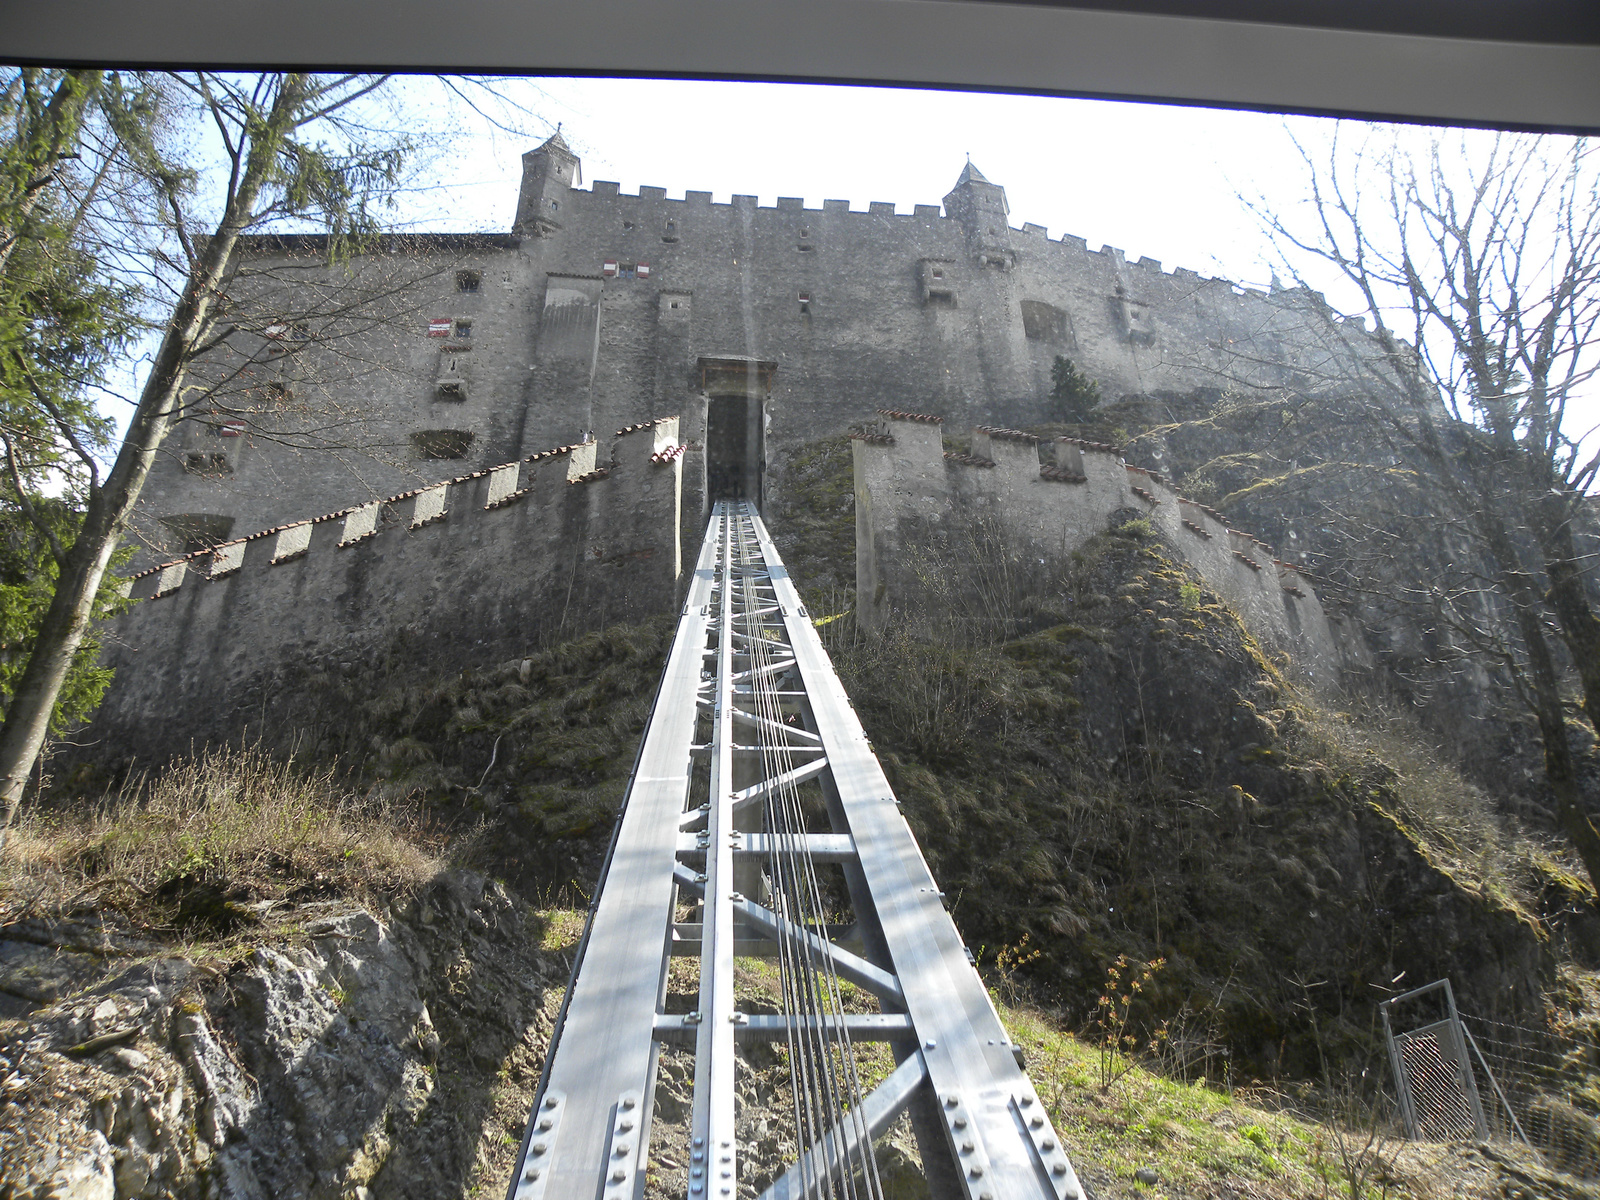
[705,394,764,507]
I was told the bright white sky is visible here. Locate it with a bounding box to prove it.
[401,77,1321,293]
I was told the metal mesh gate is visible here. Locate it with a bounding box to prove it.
[1382,980,1488,1143]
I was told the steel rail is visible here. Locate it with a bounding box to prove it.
[510,500,1086,1200]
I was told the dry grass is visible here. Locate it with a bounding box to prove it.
[1293,697,1586,915]
[0,746,445,928]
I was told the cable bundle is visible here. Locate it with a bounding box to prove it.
[726,508,885,1200]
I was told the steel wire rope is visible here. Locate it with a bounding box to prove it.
[735,506,883,1200]
[763,649,881,1200]
[745,506,877,1200]
[766,530,883,1200]
[734,511,845,1196]
[747,536,881,1200]
[733,515,828,1194]
[734,513,839,1194]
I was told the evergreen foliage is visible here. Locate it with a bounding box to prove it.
[1050,355,1102,422]
[0,70,139,736]
[0,502,128,733]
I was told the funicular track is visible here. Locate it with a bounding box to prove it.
[509,501,1084,1200]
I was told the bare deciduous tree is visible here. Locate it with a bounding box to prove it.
[1239,128,1600,892]
[0,72,437,837]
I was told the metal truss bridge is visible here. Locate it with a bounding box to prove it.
[509,501,1085,1200]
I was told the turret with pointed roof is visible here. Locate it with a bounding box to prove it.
[953,159,990,186]
[514,130,581,237]
[943,158,1014,268]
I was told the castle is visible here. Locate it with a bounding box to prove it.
[132,132,1348,569]
[89,133,1362,762]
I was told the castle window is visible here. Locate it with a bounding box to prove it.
[454,319,473,339]
[263,319,308,342]
[456,270,480,293]
[617,263,636,280]
[264,381,293,408]
[623,220,635,230]
[411,429,475,460]
[264,320,309,355]
[184,452,232,476]
[1021,300,1071,344]
[436,381,466,402]
[799,292,811,313]
[1113,286,1157,346]
[663,219,678,243]
[918,259,957,308]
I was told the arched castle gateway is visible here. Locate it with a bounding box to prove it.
[133,131,1356,569]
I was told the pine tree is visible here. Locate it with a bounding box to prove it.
[1050,356,1102,423]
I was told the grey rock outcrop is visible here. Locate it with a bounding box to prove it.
[1,871,559,1200]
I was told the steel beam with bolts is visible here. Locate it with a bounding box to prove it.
[508,501,1085,1200]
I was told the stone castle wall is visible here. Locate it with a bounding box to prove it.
[131,136,1372,572]
[94,137,1377,763]
[87,419,683,766]
[853,411,1363,685]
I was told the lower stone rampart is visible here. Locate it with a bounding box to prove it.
[84,418,683,766]
[854,411,1359,685]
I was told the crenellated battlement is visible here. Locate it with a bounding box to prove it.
[568,179,1249,287]
[854,411,1353,683]
[123,420,680,605]
[85,418,684,767]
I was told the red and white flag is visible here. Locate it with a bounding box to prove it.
[428,317,452,336]
[602,260,618,277]
[637,263,651,279]
[220,421,247,438]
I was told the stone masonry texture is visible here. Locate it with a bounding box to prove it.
[91,133,1370,761]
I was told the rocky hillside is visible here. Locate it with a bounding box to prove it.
[2,867,560,1199]
[4,433,1598,1198]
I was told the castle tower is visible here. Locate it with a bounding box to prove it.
[942,159,1015,268]
[513,130,580,236]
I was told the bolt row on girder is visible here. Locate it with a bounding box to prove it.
[508,501,1085,1200]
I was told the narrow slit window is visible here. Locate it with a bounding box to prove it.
[456,270,481,293]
